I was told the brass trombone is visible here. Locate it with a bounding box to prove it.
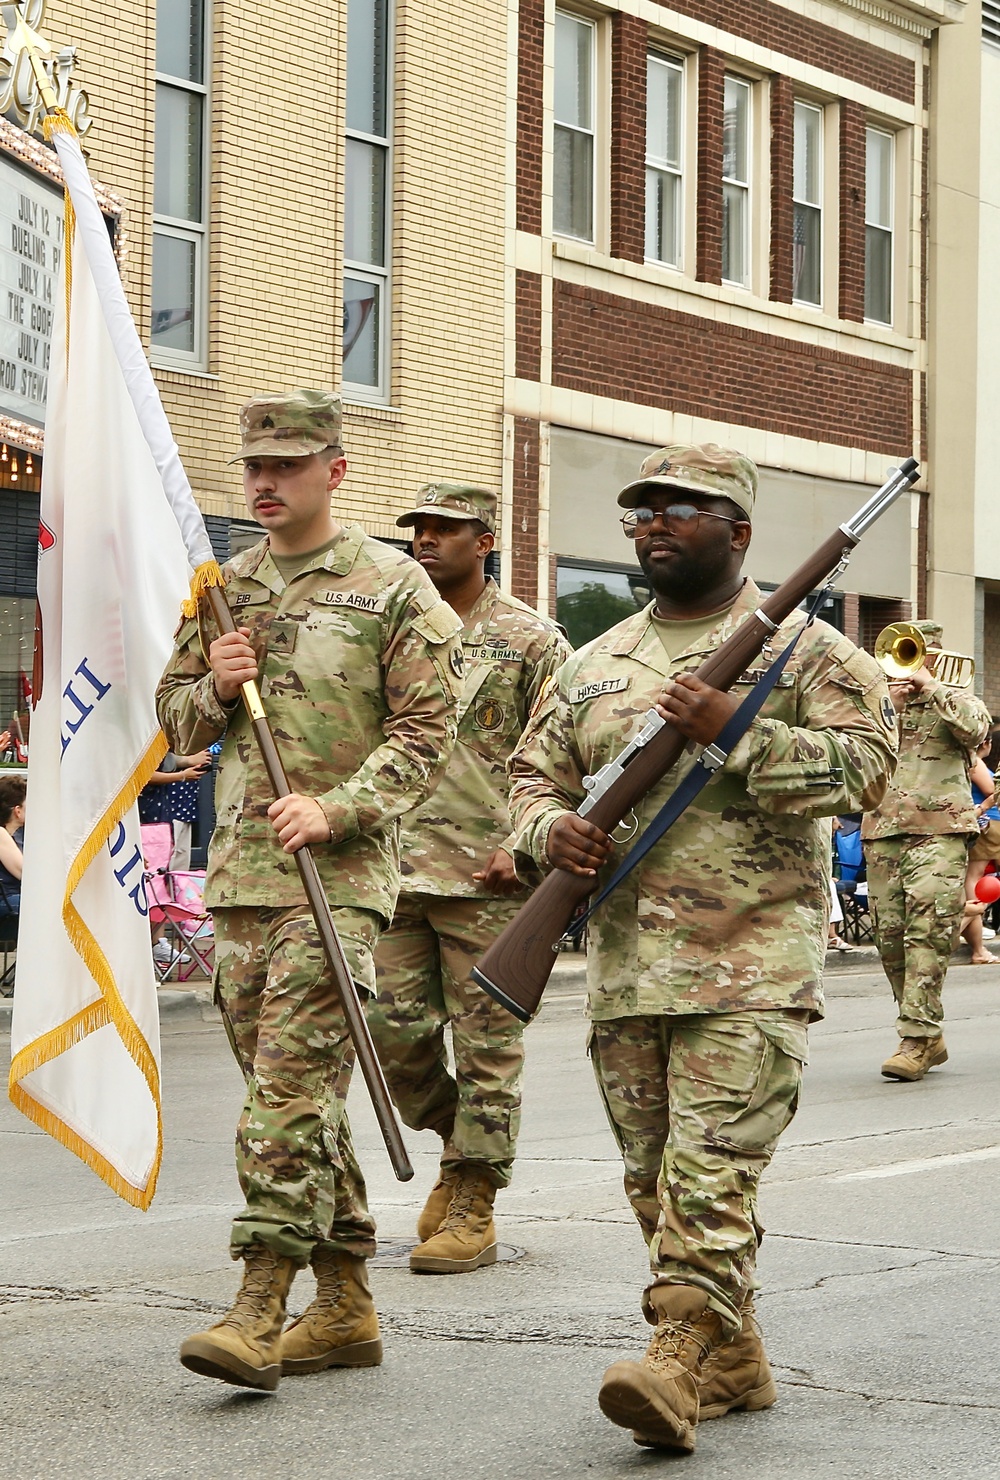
[874,621,975,690]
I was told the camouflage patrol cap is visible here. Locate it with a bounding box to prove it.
[911,619,944,644]
[396,482,497,536]
[617,443,758,520]
[228,389,343,463]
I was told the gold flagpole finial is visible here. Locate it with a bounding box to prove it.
[8,6,57,113]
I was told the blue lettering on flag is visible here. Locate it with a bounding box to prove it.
[60,657,111,755]
[108,820,149,918]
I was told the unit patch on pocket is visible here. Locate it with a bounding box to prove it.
[475,699,506,731]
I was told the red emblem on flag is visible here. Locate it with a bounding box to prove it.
[38,520,56,552]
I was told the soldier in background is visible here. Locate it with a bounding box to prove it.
[156,392,463,1390]
[507,445,897,1454]
[369,483,569,1273]
[863,619,990,1082]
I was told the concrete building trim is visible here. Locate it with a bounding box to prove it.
[548,240,920,361]
[508,378,915,486]
[614,0,925,98]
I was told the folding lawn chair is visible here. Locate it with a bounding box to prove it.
[142,823,215,983]
[833,823,873,946]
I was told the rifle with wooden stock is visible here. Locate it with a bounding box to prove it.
[472,457,920,1024]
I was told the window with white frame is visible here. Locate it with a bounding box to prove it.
[344,0,391,396]
[865,127,893,325]
[793,101,822,307]
[152,0,209,365]
[722,76,750,287]
[645,53,683,267]
[553,11,595,242]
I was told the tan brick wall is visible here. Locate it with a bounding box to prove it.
[43,0,507,534]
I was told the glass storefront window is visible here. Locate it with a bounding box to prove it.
[0,596,34,755]
[556,562,650,649]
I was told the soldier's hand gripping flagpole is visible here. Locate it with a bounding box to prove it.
[203,587,414,1182]
[10,7,414,1184]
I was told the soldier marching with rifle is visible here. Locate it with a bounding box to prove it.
[494,444,903,1454]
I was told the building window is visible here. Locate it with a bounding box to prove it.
[645,54,683,267]
[865,127,893,326]
[151,0,208,366]
[553,11,595,242]
[344,0,391,396]
[984,0,1000,46]
[792,102,822,307]
[722,76,750,287]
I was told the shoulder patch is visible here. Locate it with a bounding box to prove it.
[412,599,463,645]
[569,676,630,704]
[880,693,898,730]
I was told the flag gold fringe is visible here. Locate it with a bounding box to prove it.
[181,559,226,619]
[8,727,169,1209]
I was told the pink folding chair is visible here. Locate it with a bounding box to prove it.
[142,823,214,983]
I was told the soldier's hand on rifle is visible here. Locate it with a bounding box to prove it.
[473,848,524,896]
[209,628,259,703]
[267,793,332,852]
[655,674,740,745]
[547,813,613,876]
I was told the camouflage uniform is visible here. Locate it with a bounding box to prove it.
[156,397,463,1265]
[862,622,990,1041]
[369,486,569,1187]
[508,447,897,1334]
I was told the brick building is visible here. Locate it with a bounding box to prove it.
[506,0,964,653]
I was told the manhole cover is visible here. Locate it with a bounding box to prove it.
[371,1238,525,1268]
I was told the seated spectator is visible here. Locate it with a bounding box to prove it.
[0,774,26,918]
[139,749,211,871]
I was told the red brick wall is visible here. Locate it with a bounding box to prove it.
[917,490,928,618]
[696,47,724,285]
[552,281,914,454]
[515,270,542,381]
[517,0,545,235]
[770,76,794,304]
[611,12,647,264]
[511,417,540,605]
[665,0,913,103]
[839,101,867,323]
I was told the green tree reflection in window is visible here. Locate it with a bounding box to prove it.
[556,564,649,649]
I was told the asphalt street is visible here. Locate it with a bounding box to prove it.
[4,957,1000,1479]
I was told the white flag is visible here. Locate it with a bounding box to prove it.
[8,122,216,1208]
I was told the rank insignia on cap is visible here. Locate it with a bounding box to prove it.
[476,699,505,731]
[880,694,897,729]
[261,415,274,428]
[656,459,672,475]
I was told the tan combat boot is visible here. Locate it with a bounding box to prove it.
[695,1290,777,1421]
[598,1285,725,1453]
[179,1246,299,1391]
[409,1164,498,1273]
[881,1035,948,1082]
[416,1168,460,1243]
[279,1245,382,1374]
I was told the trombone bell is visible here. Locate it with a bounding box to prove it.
[873,621,975,689]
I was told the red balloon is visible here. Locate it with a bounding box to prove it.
[975,875,1000,904]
